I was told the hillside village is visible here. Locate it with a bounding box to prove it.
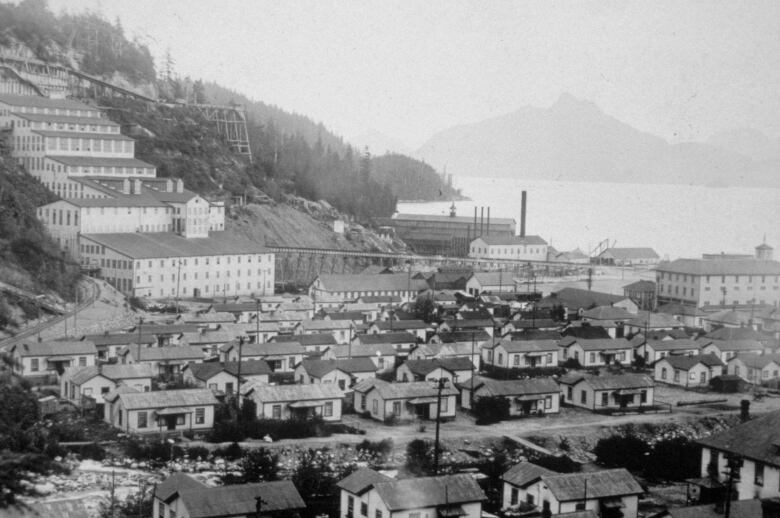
[4,4,780,518]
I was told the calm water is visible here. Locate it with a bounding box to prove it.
[397,177,780,260]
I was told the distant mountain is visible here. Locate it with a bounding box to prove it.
[350,129,412,156]
[707,127,780,163]
[416,93,780,187]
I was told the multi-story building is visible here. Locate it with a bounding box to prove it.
[469,235,548,262]
[656,246,780,308]
[37,177,225,258]
[78,232,274,298]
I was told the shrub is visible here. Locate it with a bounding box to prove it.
[531,453,581,473]
[473,396,510,425]
[213,442,244,460]
[644,437,701,481]
[356,438,393,459]
[562,358,581,369]
[593,434,650,472]
[406,439,435,476]
[186,446,210,460]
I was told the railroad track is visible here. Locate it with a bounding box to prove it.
[0,276,100,349]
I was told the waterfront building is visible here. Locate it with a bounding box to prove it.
[469,235,548,262]
[655,245,780,308]
[594,247,659,266]
[309,273,429,304]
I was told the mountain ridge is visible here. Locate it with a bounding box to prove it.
[416,93,780,188]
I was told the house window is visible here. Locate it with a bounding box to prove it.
[372,399,379,415]
[756,462,765,486]
[580,390,587,404]
[640,390,647,404]
[324,402,333,417]
[361,502,368,516]
[545,395,552,409]
[392,401,401,415]
[348,496,355,517]
[79,356,87,366]
[272,405,282,419]
[566,387,573,400]
[589,352,595,364]
[513,355,520,366]
[137,411,147,428]
[225,382,234,395]
[674,371,680,383]
[31,358,39,372]
[661,367,667,380]
[601,392,608,406]
[375,511,382,518]
[176,415,185,426]
[409,513,421,518]
[575,502,586,511]
[208,383,217,390]
[526,493,535,505]
[195,408,205,424]
[440,397,448,413]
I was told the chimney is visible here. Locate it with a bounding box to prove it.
[487,207,490,236]
[122,178,130,194]
[473,207,477,239]
[133,178,142,194]
[166,178,174,192]
[480,207,484,237]
[762,497,780,518]
[176,179,184,193]
[520,191,527,238]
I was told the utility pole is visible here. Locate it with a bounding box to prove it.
[137,316,143,363]
[175,259,182,314]
[255,298,262,344]
[432,377,447,475]
[470,331,476,409]
[235,337,244,421]
[723,452,743,518]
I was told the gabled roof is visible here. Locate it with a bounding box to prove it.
[67,364,155,385]
[623,280,656,291]
[704,338,764,352]
[443,318,495,330]
[537,288,625,310]
[373,320,430,331]
[558,373,653,390]
[707,326,774,342]
[288,333,338,346]
[401,357,474,377]
[227,341,306,357]
[435,330,491,343]
[13,340,97,357]
[11,111,119,126]
[698,410,780,467]
[3,499,92,518]
[178,480,305,518]
[644,339,702,351]
[82,332,156,346]
[113,388,218,410]
[155,472,207,502]
[486,339,558,353]
[353,379,458,399]
[47,155,154,168]
[356,332,417,345]
[184,360,272,381]
[298,319,354,331]
[315,274,429,293]
[82,231,268,259]
[329,343,397,359]
[507,329,562,341]
[412,342,479,358]
[728,353,780,369]
[564,338,632,351]
[300,358,378,378]
[656,354,724,370]
[125,345,205,361]
[658,302,707,317]
[703,310,752,326]
[467,272,519,288]
[464,376,559,396]
[502,462,555,488]
[541,469,643,501]
[626,311,683,329]
[561,325,612,340]
[373,474,486,510]
[241,382,343,402]
[581,305,635,321]
[337,468,392,495]
[325,311,366,321]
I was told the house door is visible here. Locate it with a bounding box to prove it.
[700,371,707,384]
[414,404,428,419]
[165,416,176,430]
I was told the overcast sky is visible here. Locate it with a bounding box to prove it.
[48,0,780,149]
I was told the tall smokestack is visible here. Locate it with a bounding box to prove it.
[520,191,527,238]
[487,208,490,236]
[480,207,484,236]
[473,207,478,240]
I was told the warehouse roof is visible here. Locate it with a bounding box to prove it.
[81,231,268,259]
[32,129,133,141]
[656,258,780,275]
[11,111,118,126]
[472,235,548,246]
[315,273,429,293]
[599,247,659,260]
[12,340,96,357]
[46,155,154,168]
[0,93,98,110]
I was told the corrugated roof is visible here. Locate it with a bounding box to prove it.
[502,462,555,488]
[117,388,218,410]
[542,469,643,501]
[316,274,429,293]
[0,93,98,110]
[300,358,377,378]
[465,376,559,397]
[657,354,724,370]
[698,410,780,467]
[13,340,97,357]
[558,373,653,390]
[373,474,486,511]
[179,480,305,518]
[656,258,780,276]
[473,235,548,246]
[337,468,392,495]
[242,382,343,402]
[81,231,268,259]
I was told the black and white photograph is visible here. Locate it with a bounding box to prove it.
[0,1,779,517]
